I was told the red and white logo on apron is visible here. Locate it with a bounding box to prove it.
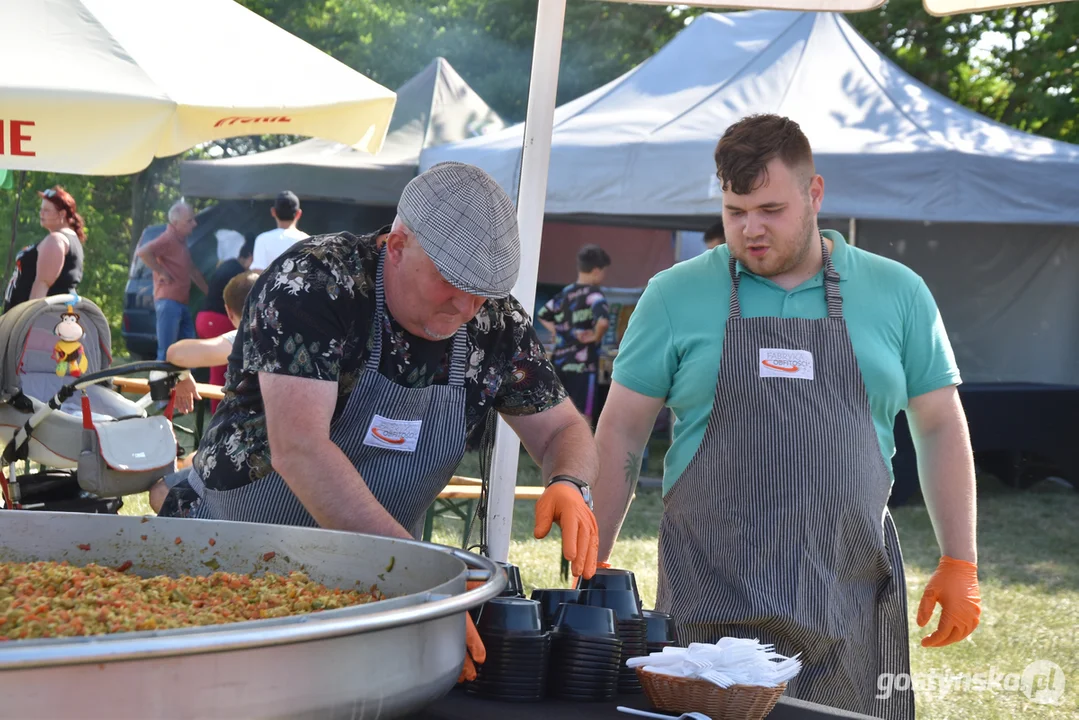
[759,348,814,380]
[363,414,422,452]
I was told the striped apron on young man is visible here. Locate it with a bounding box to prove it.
[188,251,468,537]
[654,238,914,720]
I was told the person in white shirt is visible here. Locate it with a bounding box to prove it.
[251,190,309,270]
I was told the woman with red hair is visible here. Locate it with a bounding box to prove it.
[3,185,86,312]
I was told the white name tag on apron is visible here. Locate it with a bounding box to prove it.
[759,348,814,380]
[363,414,422,452]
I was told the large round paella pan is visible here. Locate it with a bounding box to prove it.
[0,511,505,719]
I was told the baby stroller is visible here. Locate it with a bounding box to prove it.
[0,294,186,513]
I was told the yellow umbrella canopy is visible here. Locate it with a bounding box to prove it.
[0,0,396,175]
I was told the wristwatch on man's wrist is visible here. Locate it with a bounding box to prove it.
[549,474,593,510]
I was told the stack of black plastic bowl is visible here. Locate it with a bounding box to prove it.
[467,597,551,702]
[577,568,643,609]
[547,603,623,701]
[470,562,524,625]
[642,609,678,653]
[577,589,647,693]
[531,588,581,630]
[577,569,648,693]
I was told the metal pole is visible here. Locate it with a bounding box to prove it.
[848,217,857,247]
[485,0,568,563]
[6,171,26,277]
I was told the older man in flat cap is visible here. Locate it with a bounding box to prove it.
[158,162,599,680]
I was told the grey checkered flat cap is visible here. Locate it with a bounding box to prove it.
[398,162,520,299]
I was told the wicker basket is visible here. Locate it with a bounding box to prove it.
[636,668,786,720]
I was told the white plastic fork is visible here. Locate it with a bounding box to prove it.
[616,707,712,720]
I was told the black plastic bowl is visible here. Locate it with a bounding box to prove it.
[642,609,677,644]
[577,589,643,622]
[477,597,544,635]
[551,602,618,639]
[496,561,525,598]
[576,568,640,599]
[530,589,582,628]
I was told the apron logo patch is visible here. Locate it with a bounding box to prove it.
[759,348,814,380]
[363,415,422,452]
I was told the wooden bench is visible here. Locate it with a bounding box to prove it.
[112,376,226,401]
[424,476,546,546]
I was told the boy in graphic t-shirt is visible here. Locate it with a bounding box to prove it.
[538,244,612,423]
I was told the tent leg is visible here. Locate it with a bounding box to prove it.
[485,0,568,564]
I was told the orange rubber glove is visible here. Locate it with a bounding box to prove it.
[534,481,599,580]
[916,556,981,648]
[458,579,486,683]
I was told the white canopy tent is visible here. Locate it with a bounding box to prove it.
[422,11,1079,226]
[0,0,396,175]
[478,0,1078,563]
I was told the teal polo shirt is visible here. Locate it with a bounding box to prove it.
[611,230,961,496]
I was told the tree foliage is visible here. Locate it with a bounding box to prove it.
[0,172,143,351]
[237,0,695,122]
[848,2,1077,143]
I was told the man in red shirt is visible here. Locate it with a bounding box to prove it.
[137,201,209,361]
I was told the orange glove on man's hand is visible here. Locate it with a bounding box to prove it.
[535,481,599,580]
[458,579,487,684]
[917,556,981,648]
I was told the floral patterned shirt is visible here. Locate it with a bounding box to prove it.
[190,228,565,494]
[537,283,611,374]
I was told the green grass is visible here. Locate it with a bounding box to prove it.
[121,451,1077,718]
[891,479,1079,719]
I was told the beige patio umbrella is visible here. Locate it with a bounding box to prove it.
[481,0,1075,561]
[0,0,396,175]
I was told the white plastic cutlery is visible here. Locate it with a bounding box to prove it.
[625,637,802,688]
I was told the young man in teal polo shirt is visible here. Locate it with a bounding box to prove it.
[592,114,981,720]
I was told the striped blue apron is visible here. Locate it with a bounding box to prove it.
[188,251,468,537]
[654,238,914,720]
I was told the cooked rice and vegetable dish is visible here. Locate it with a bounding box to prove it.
[0,561,384,640]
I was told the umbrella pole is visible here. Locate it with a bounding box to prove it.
[6,170,26,278]
[485,0,568,564]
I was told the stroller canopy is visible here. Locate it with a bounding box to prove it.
[0,294,112,403]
